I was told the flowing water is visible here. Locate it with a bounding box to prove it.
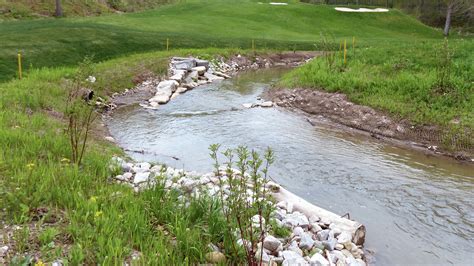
[107,69,474,265]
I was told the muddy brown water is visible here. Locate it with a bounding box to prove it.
[107,68,474,265]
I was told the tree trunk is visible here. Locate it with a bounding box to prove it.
[443,3,453,36]
[55,0,63,17]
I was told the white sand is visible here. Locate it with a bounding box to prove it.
[335,7,389,12]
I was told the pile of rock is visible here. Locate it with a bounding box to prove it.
[145,57,232,109]
[110,157,366,266]
[242,100,274,109]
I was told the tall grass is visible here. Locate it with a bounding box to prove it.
[0,48,258,264]
[280,38,473,150]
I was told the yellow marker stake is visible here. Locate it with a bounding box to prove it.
[18,52,22,80]
[344,40,347,65]
[166,38,169,51]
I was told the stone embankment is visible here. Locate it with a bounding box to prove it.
[143,57,229,109]
[106,52,316,110]
[111,157,367,266]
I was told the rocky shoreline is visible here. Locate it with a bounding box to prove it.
[106,52,316,111]
[103,52,368,265]
[110,157,368,266]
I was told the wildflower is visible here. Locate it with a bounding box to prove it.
[86,76,96,83]
[95,211,103,218]
[34,260,45,266]
[26,163,35,170]
[61,158,71,163]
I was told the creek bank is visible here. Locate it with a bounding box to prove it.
[110,157,367,266]
[264,88,473,162]
[103,51,370,265]
[106,52,317,110]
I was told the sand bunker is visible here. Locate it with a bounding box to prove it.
[335,7,389,12]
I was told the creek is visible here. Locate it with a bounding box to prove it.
[107,68,474,265]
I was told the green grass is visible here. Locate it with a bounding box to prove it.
[280,39,474,130]
[0,48,253,265]
[0,0,443,82]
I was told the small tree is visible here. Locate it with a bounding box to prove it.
[65,57,97,165]
[55,0,63,17]
[209,145,275,265]
[443,0,473,36]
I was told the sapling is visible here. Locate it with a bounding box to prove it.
[209,145,275,265]
[65,57,98,165]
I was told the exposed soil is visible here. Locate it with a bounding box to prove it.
[264,88,473,162]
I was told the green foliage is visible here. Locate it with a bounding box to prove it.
[13,227,30,253]
[269,219,291,238]
[434,38,454,94]
[38,227,59,247]
[65,56,98,165]
[209,144,275,264]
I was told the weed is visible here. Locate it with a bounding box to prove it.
[65,57,98,165]
[210,145,275,265]
[434,38,454,94]
[38,228,59,247]
[13,227,30,253]
[269,219,291,238]
[317,33,338,73]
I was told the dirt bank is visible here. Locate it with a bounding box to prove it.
[264,88,473,162]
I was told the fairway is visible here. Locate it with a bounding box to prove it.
[0,0,441,82]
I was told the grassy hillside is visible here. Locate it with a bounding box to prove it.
[0,0,442,82]
[281,39,474,141]
[0,0,174,19]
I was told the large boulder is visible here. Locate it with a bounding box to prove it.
[205,251,226,263]
[192,66,207,75]
[134,172,150,184]
[171,58,196,70]
[282,250,307,265]
[149,95,171,104]
[263,235,282,252]
[299,233,315,250]
[282,211,309,228]
[310,253,329,266]
[195,59,210,69]
[150,80,178,104]
[204,72,225,82]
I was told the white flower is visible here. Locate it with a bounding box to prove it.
[86,76,96,83]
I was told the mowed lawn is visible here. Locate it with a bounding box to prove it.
[0,0,442,82]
